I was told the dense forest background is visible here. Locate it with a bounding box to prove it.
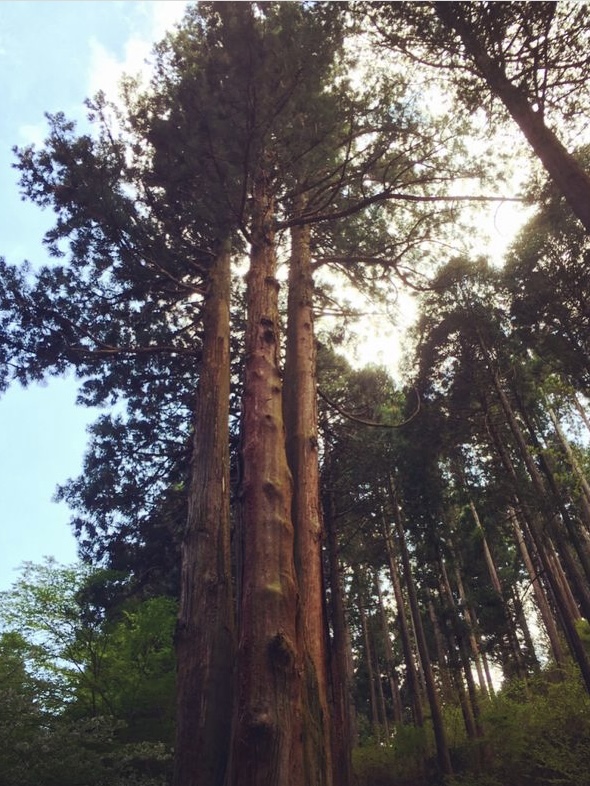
[1,3,590,786]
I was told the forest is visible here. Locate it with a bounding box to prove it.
[1,2,589,785]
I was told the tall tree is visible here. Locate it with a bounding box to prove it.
[368,2,590,231]
[433,2,590,233]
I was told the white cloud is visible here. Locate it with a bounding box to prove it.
[18,123,46,147]
[148,0,189,39]
[87,35,149,99]
[87,1,189,101]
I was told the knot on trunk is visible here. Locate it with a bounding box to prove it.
[268,631,295,671]
[245,709,275,744]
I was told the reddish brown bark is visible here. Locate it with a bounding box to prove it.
[439,556,484,741]
[548,406,590,526]
[512,508,565,667]
[231,167,303,786]
[469,500,526,679]
[173,243,234,786]
[452,561,488,697]
[284,215,333,786]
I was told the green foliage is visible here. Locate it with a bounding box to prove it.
[0,712,172,786]
[0,562,176,785]
[352,669,590,786]
[82,596,177,743]
[353,745,400,786]
[486,670,590,785]
[353,724,432,785]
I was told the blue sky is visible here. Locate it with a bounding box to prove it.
[0,1,188,591]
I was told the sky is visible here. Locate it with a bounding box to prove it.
[0,1,189,591]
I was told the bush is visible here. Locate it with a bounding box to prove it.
[353,723,432,786]
[479,668,590,786]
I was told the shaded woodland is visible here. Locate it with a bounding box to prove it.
[1,3,589,786]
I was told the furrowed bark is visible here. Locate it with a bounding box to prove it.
[231,165,303,786]
[174,242,234,786]
[284,214,333,786]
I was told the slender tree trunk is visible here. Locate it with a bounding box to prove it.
[573,393,590,434]
[284,206,333,785]
[452,562,488,697]
[383,520,424,728]
[519,400,590,590]
[439,555,484,740]
[427,599,454,704]
[545,541,582,622]
[359,590,381,744]
[375,641,391,742]
[324,480,356,786]
[376,576,404,724]
[388,479,453,776]
[509,582,540,672]
[467,490,525,679]
[481,650,496,697]
[174,243,234,786]
[444,519,488,696]
[512,508,566,668]
[434,1,590,233]
[231,166,303,786]
[483,374,590,691]
[548,406,590,520]
[437,583,478,740]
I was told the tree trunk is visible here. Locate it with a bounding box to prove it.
[359,590,381,744]
[512,508,566,668]
[510,582,540,673]
[383,519,424,728]
[174,242,234,786]
[388,479,453,776]
[573,393,590,435]
[427,599,454,704]
[444,517,488,697]
[231,166,303,786]
[436,583,478,740]
[548,406,590,521]
[519,399,590,591]
[452,562,488,697]
[376,576,404,724]
[434,1,590,233]
[284,211,333,786]
[324,480,356,786]
[481,649,496,698]
[439,555,484,740]
[375,637,391,742]
[484,372,590,692]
